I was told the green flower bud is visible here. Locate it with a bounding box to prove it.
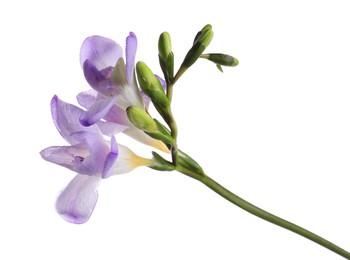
[193,24,213,44]
[158,32,172,61]
[181,24,214,69]
[136,61,170,109]
[158,32,174,83]
[201,53,239,67]
[126,106,158,133]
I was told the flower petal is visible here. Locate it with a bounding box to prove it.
[156,75,166,90]
[77,90,130,126]
[108,144,152,175]
[51,95,99,144]
[40,144,88,171]
[97,121,129,136]
[82,60,117,95]
[76,89,101,109]
[102,135,119,179]
[123,128,170,153]
[111,58,144,109]
[71,131,109,175]
[103,102,130,126]
[79,96,118,126]
[56,174,101,224]
[80,36,123,70]
[125,32,137,86]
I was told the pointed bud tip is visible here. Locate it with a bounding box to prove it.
[158,32,172,61]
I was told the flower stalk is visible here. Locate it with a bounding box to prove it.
[177,165,350,259]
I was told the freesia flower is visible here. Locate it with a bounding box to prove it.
[78,33,169,152]
[40,95,152,223]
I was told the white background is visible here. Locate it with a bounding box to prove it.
[1,0,349,259]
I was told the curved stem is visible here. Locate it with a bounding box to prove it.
[177,167,350,259]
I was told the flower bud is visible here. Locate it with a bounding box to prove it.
[158,32,174,83]
[181,24,214,69]
[201,53,239,67]
[158,32,172,61]
[126,106,158,133]
[136,61,170,109]
[193,24,213,44]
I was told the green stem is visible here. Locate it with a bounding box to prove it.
[177,167,350,259]
[168,111,178,165]
[167,67,187,103]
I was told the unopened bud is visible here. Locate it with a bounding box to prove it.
[193,24,213,44]
[181,24,214,69]
[136,61,170,109]
[201,53,239,67]
[158,32,172,61]
[126,106,158,133]
[158,32,174,82]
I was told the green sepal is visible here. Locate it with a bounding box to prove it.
[154,119,171,136]
[177,150,205,175]
[149,151,175,171]
[158,51,174,83]
[145,130,174,146]
[216,64,223,72]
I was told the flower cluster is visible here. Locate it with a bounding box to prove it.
[41,25,238,224]
[39,24,350,260]
[40,33,166,223]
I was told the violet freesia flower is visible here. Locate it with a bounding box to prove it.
[40,95,152,223]
[78,33,168,152]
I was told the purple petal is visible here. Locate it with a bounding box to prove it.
[155,75,166,90]
[79,96,118,126]
[77,90,130,127]
[56,174,101,224]
[80,36,123,70]
[82,60,117,95]
[77,90,101,109]
[102,135,119,179]
[71,131,109,175]
[51,95,99,144]
[104,101,130,125]
[125,32,137,85]
[97,121,129,136]
[40,144,87,172]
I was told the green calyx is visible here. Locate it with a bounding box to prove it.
[149,151,175,171]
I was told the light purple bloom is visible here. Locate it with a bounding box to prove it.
[79,33,144,126]
[40,96,151,223]
[78,33,169,152]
